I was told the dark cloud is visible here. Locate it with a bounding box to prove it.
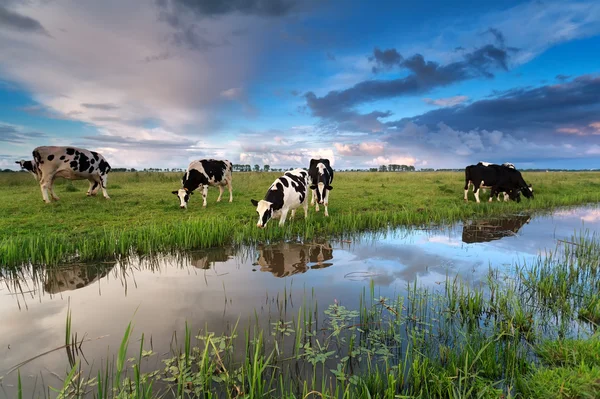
[0,124,46,143]
[369,47,403,73]
[157,0,302,18]
[388,75,600,140]
[485,27,505,47]
[556,74,571,82]
[305,44,511,121]
[0,4,51,36]
[80,103,120,110]
[141,52,171,63]
[326,51,336,61]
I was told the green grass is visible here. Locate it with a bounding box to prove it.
[1,171,599,266]
[29,231,600,398]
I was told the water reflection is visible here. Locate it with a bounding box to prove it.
[1,205,599,398]
[461,214,531,243]
[256,241,333,277]
[44,262,116,294]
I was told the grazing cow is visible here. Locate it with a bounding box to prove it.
[44,263,115,294]
[251,168,309,228]
[308,158,334,217]
[464,163,533,203]
[172,159,233,209]
[477,161,516,201]
[16,146,111,203]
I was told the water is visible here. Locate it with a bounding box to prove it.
[0,205,598,397]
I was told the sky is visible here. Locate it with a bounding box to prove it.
[0,0,599,171]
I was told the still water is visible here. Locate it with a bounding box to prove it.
[0,206,598,397]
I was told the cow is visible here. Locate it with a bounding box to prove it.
[251,168,309,228]
[172,159,233,209]
[464,163,533,203]
[16,146,111,203]
[477,161,516,201]
[308,158,334,217]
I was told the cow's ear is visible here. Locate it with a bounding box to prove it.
[326,185,333,190]
[14,161,20,164]
[251,199,259,206]
[309,185,316,190]
[171,190,178,195]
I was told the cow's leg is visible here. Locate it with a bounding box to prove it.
[202,185,208,207]
[227,179,233,202]
[473,185,481,203]
[310,189,315,205]
[464,181,470,202]
[303,197,309,219]
[290,209,296,219]
[49,177,60,201]
[323,190,329,217]
[314,190,320,212]
[217,185,223,202]
[100,174,110,199]
[278,209,289,227]
[87,179,95,196]
[503,193,509,202]
[39,174,52,203]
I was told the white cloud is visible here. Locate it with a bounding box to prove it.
[334,141,385,156]
[423,96,468,107]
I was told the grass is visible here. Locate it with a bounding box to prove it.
[19,231,600,398]
[1,171,599,266]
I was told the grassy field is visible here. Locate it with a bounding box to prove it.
[31,231,600,398]
[1,171,599,266]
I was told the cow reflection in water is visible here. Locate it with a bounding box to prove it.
[190,247,235,269]
[44,263,115,294]
[256,242,333,278]
[462,215,532,244]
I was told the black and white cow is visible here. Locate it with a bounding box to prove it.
[464,163,533,203]
[476,161,516,201]
[251,168,309,228]
[16,146,111,203]
[172,159,233,209]
[308,158,334,217]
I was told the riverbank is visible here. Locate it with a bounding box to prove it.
[1,171,599,266]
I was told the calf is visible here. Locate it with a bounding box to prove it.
[16,146,111,203]
[464,163,533,203]
[251,168,309,228]
[308,158,334,216]
[172,159,233,209]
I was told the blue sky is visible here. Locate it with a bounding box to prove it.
[0,0,599,170]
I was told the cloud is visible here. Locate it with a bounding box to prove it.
[334,141,385,156]
[305,43,511,121]
[157,0,305,18]
[0,3,50,36]
[390,75,600,142]
[0,123,46,143]
[423,95,468,107]
[556,74,571,82]
[80,103,120,110]
[220,87,258,117]
[369,47,403,73]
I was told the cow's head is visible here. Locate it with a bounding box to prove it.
[521,184,534,199]
[309,163,333,204]
[172,188,193,209]
[251,199,274,228]
[15,160,39,179]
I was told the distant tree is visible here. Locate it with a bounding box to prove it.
[253,164,260,172]
[369,167,378,172]
[379,165,387,172]
[263,164,270,172]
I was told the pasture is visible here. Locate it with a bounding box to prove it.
[1,170,599,266]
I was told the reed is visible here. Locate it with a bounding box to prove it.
[22,231,599,398]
